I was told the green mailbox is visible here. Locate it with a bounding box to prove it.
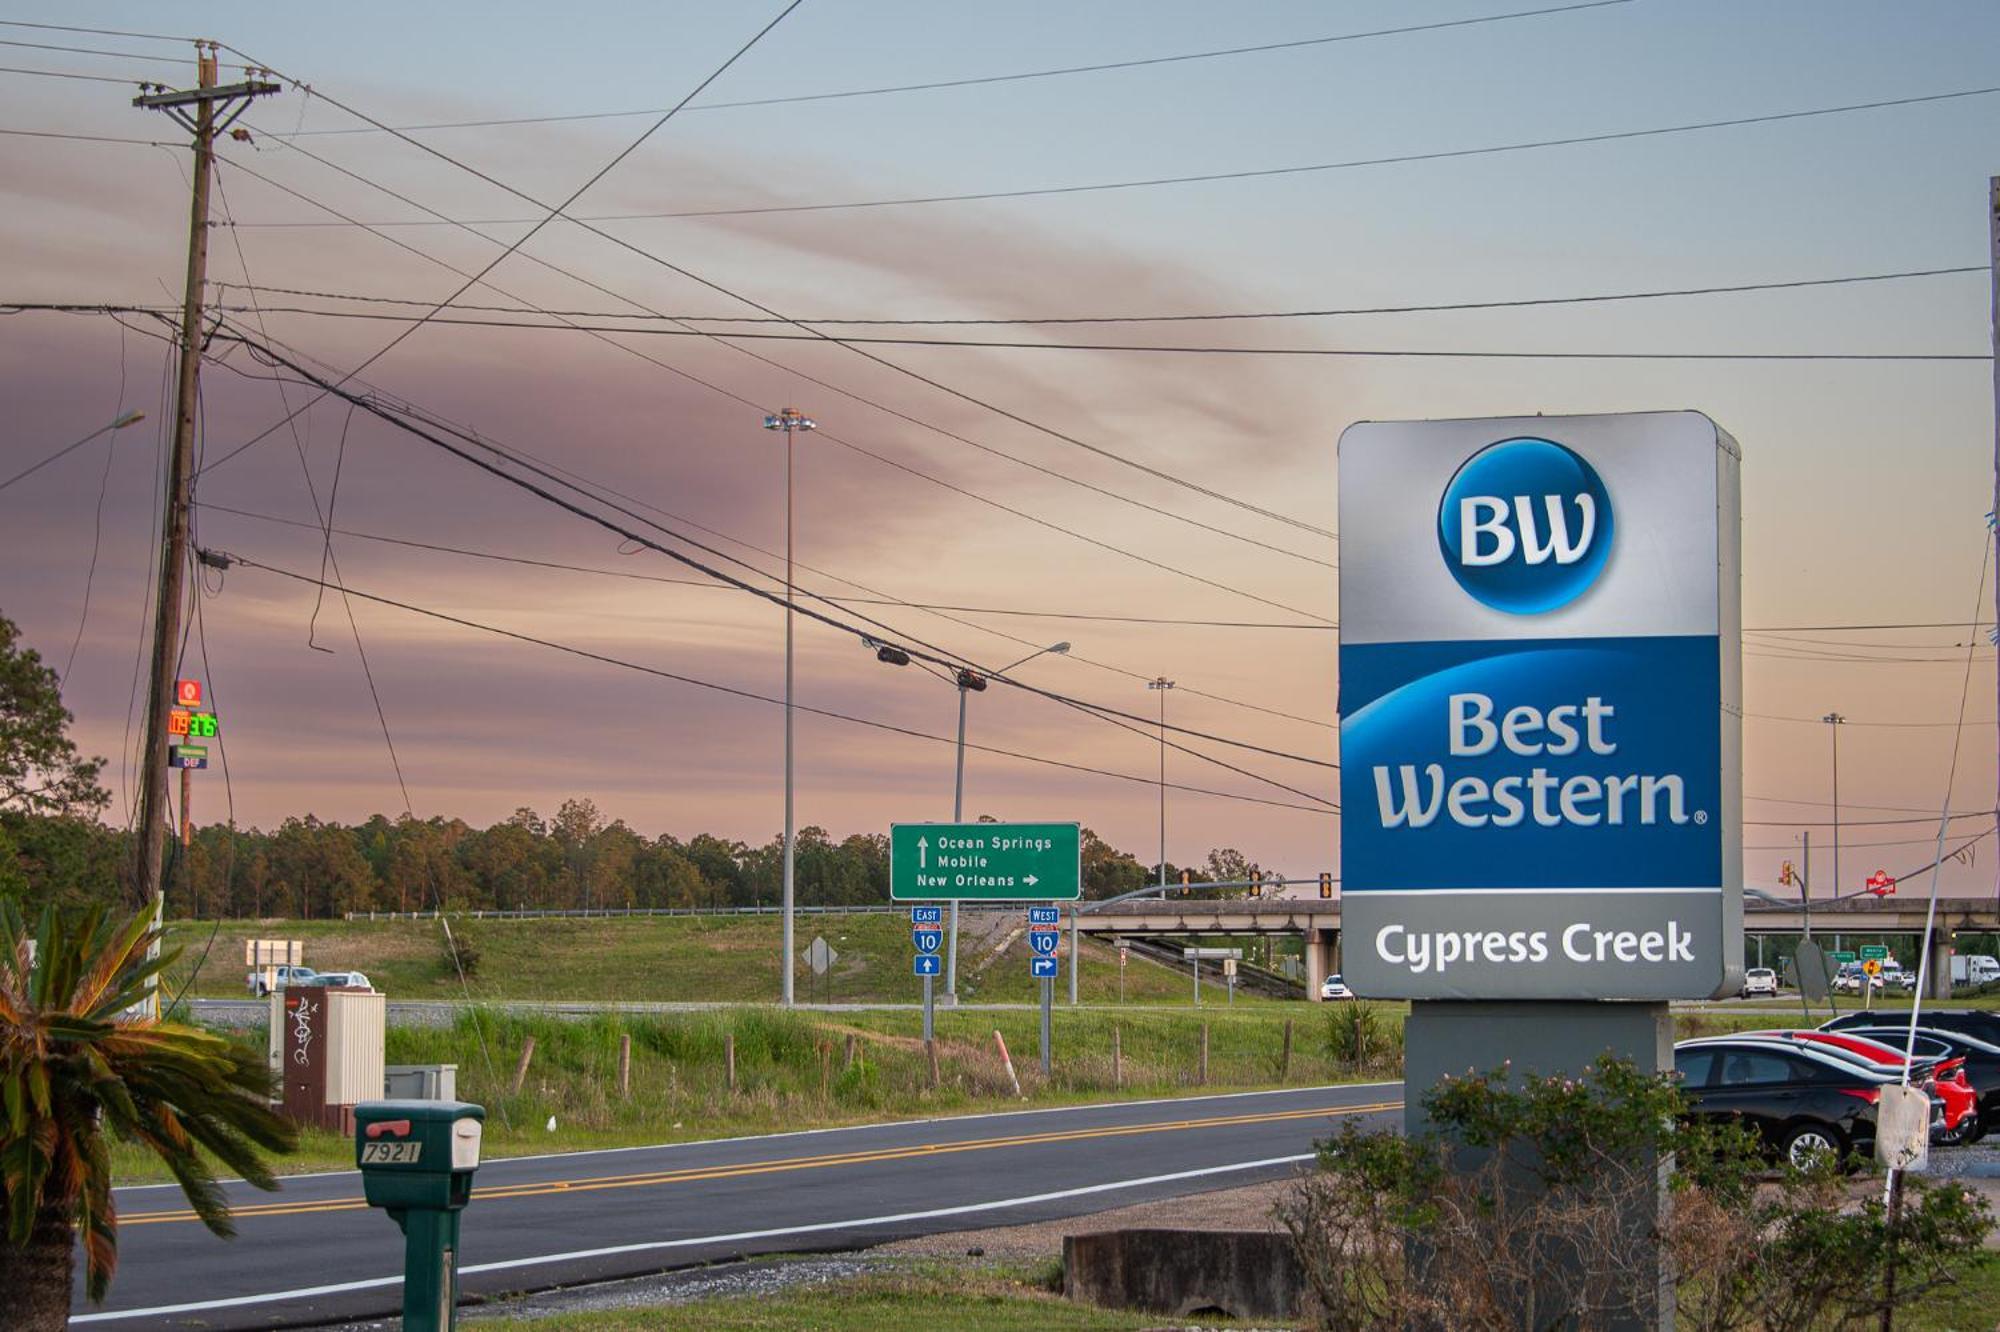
[356,1100,485,1331]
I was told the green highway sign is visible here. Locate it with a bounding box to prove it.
[890,822,1081,901]
[1859,945,1890,961]
[1831,951,1857,965]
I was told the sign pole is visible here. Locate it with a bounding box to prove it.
[922,973,933,1042]
[1040,977,1052,1076]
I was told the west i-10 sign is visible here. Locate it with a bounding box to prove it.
[890,822,1081,901]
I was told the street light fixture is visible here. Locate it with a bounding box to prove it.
[0,409,147,493]
[1822,712,1845,897]
[763,406,815,1007]
[1148,677,1176,894]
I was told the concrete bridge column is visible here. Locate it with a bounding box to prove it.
[1305,928,1327,1003]
[1928,936,1955,1000]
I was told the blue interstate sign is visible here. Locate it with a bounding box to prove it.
[1026,906,1061,925]
[1030,957,1058,979]
[910,906,943,925]
[1028,929,1059,956]
[912,929,944,953]
[914,954,942,977]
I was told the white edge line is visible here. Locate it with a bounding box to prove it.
[114,1082,1389,1192]
[76,1153,1321,1322]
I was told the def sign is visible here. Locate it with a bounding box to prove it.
[1337,412,1742,1000]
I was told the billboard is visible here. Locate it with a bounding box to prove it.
[1338,411,1741,1000]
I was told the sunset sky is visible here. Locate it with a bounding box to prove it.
[3,0,1997,898]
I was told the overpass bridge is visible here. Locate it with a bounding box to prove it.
[1077,896,2000,1001]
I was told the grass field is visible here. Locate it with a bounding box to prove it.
[159,913,1236,1007]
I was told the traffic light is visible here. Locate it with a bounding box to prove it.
[1179,868,1190,895]
[1251,877,1262,898]
[1779,861,1795,887]
[1318,872,1333,899]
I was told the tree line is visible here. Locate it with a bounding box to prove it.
[0,614,1275,919]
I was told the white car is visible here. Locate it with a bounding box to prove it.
[1741,967,1779,998]
[1321,974,1354,1000]
[308,970,374,991]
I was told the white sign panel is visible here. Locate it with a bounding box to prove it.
[1338,411,1742,1000]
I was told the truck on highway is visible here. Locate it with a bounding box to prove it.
[247,963,318,996]
[1951,954,2000,988]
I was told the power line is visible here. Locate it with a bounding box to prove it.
[0,125,170,144]
[0,64,156,84]
[209,265,1991,326]
[0,37,189,64]
[187,148,1340,616]
[206,319,1342,776]
[242,84,2000,224]
[165,300,1994,362]
[0,19,196,44]
[269,2,1632,136]
[222,50,1339,544]
[209,551,1336,816]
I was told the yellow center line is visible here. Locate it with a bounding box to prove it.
[122,1098,1401,1227]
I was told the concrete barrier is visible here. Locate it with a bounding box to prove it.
[1063,1228,1301,1321]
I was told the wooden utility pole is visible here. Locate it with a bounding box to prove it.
[131,47,277,1008]
[1990,176,1999,909]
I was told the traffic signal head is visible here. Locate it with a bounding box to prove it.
[1779,860,1794,886]
[1318,871,1333,899]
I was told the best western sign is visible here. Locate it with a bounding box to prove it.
[1337,412,1742,1000]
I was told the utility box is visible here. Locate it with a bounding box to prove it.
[386,1064,459,1102]
[356,1100,484,1331]
[274,986,386,1134]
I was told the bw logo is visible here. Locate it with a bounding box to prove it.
[1437,438,1613,614]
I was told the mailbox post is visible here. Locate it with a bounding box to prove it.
[355,1100,485,1331]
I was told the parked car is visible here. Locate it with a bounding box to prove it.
[1827,1007,2000,1049]
[1673,1037,1920,1168]
[1742,1029,1977,1144]
[1320,974,1354,1000]
[1741,967,1779,998]
[1822,1020,2000,1140]
[307,970,374,991]
[247,964,318,996]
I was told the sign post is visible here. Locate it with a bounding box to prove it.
[911,906,944,1040]
[1340,411,1741,1330]
[1029,906,1060,1074]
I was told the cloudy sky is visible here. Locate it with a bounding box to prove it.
[2,0,1996,897]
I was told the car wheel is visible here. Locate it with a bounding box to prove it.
[1782,1122,1845,1170]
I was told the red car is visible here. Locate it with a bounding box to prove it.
[1747,1029,1978,1144]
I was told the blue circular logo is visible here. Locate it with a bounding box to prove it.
[1437,437,1613,614]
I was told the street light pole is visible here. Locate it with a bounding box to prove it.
[1823,712,1845,898]
[764,407,815,1006]
[1148,678,1175,892]
[946,641,1068,999]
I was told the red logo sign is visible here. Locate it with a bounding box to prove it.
[1866,870,1896,897]
[365,1119,413,1139]
[175,679,202,708]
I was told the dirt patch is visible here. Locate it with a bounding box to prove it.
[870,1175,1297,1263]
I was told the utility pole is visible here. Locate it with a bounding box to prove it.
[1823,712,1845,898]
[762,407,815,1007]
[1989,176,1998,911]
[132,47,277,1012]
[1148,678,1175,892]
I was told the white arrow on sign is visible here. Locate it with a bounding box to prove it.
[1023,874,1039,886]
[918,836,928,869]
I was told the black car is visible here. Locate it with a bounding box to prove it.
[1674,1039,1885,1167]
[1826,1008,2000,1048]
[1822,1022,2000,1139]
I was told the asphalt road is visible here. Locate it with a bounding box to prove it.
[77,1082,1401,1329]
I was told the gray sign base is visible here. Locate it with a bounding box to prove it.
[1404,1000,1672,1331]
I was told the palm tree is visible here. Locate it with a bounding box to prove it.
[0,900,296,1328]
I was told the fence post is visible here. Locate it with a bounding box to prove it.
[725,1031,736,1092]
[1112,1024,1123,1089]
[994,1029,1023,1099]
[510,1036,536,1095]
[1281,1018,1294,1082]
[618,1033,632,1098]
[926,1037,940,1089]
[844,1033,857,1072]
[1198,1023,1209,1087]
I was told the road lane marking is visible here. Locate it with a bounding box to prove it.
[113,1080,1399,1192]
[75,1152,1320,1323]
[119,1098,1401,1226]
